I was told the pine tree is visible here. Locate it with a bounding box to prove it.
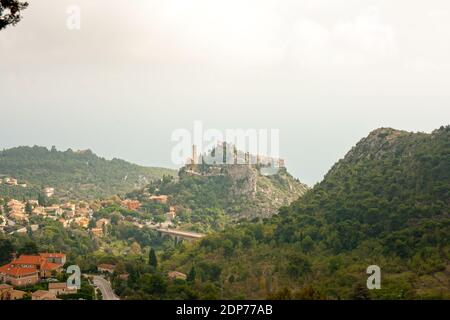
[187,266,196,283]
[38,193,46,207]
[25,201,33,214]
[149,248,158,268]
[351,282,371,300]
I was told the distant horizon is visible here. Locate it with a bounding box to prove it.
[1,123,446,186]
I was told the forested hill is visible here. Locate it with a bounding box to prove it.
[0,146,176,200]
[159,126,450,300]
[128,162,309,232]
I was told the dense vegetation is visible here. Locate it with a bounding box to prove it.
[1,126,448,300]
[154,126,450,299]
[0,146,176,200]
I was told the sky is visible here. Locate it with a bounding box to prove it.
[0,0,449,185]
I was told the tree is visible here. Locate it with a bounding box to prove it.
[0,238,15,264]
[149,248,158,268]
[88,219,96,229]
[187,266,196,283]
[130,242,142,255]
[38,193,47,207]
[110,213,120,225]
[25,201,33,214]
[153,214,166,224]
[141,273,167,295]
[18,240,38,255]
[0,0,28,30]
[350,282,371,300]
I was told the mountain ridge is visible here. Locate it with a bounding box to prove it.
[0,145,176,200]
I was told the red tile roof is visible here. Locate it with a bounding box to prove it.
[12,255,42,265]
[6,253,64,272]
[0,263,38,277]
[40,261,61,271]
[0,253,65,278]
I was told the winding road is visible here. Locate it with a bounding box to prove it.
[92,275,120,300]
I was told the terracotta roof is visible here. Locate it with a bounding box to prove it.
[40,261,61,271]
[12,255,42,265]
[8,254,64,271]
[0,253,65,278]
[0,263,10,273]
[0,263,38,277]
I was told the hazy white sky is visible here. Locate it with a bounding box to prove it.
[1,0,449,185]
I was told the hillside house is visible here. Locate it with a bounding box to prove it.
[4,178,18,186]
[0,284,26,300]
[32,206,47,216]
[9,204,25,212]
[40,253,67,265]
[90,227,103,237]
[28,200,39,206]
[168,271,187,281]
[0,265,39,287]
[43,187,55,197]
[121,199,141,210]
[0,253,66,286]
[64,211,75,219]
[150,195,168,204]
[98,264,115,274]
[7,199,24,210]
[9,211,28,222]
[32,290,58,300]
[48,282,77,296]
[61,203,76,213]
[76,207,91,217]
[73,217,89,228]
[45,206,63,216]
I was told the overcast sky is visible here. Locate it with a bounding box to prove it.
[1,0,449,185]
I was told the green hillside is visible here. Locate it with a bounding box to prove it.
[155,126,450,299]
[0,146,176,200]
[127,162,308,233]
